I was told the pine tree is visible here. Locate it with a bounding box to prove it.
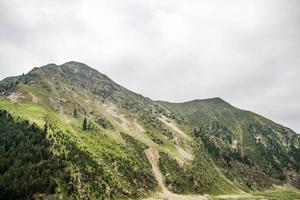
[10,82,14,89]
[24,75,28,84]
[73,109,77,118]
[44,123,48,133]
[83,118,88,130]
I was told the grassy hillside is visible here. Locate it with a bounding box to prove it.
[158,99,300,191]
[0,61,300,199]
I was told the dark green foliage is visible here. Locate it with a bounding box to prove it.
[0,73,37,96]
[23,73,28,84]
[50,132,157,198]
[116,133,157,194]
[159,98,300,190]
[139,112,174,140]
[246,123,300,188]
[191,121,300,190]
[73,108,77,118]
[146,131,164,145]
[44,123,48,133]
[0,110,60,200]
[53,132,116,199]
[24,76,28,84]
[289,145,300,167]
[193,121,250,165]
[9,82,14,89]
[158,147,221,194]
[159,152,189,193]
[192,122,278,190]
[0,82,14,95]
[0,109,158,199]
[95,115,113,129]
[82,117,88,130]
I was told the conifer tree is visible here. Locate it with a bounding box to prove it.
[24,75,28,84]
[44,123,48,133]
[83,118,88,130]
[73,108,77,118]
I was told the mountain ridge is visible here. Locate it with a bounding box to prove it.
[2,61,295,133]
[158,95,299,137]
[0,61,300,199]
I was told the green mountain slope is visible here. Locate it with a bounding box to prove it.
[0,61,300,199]
[158,99,300,190]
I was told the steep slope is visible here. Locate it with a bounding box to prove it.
[0,61,299,199]
[145,148,209,200]
[0,110,59,199]
[158,98,300,191]
[0,62,235,199]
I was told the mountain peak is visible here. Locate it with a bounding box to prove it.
[28,61,103,79]
[24,61,127,102]
[62,61,95,71]
[30,61,94,71]
[184,97,231,107]
[204,97,229,104]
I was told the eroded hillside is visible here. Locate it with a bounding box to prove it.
[0,61,300,199]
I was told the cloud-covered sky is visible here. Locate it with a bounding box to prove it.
[0,0,299,132]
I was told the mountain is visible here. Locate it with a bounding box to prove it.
[0,61,300,200]
[158,98,300,189]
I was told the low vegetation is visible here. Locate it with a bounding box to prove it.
[1,62,300,199]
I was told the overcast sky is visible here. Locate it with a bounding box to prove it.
[0,0,299,132]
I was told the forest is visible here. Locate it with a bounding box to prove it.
[0,109,59,199]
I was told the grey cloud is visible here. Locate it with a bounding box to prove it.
[0,0,299,132]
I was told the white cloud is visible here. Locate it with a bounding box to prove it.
[0,0,299,132]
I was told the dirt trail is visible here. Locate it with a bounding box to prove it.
[29,92,39,103]
[145,149,166,191]
[134,119,146,133]
[145,148,210,200]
